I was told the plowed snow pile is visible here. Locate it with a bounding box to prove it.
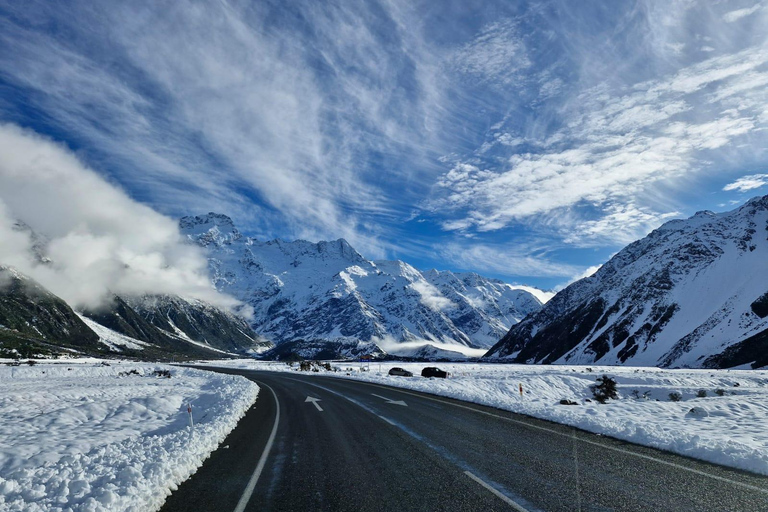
[0,361,258,511]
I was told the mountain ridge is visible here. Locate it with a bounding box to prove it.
[485,195,768,369]
[180,212,548,358]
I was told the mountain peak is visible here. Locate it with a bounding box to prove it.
[180,212,237,232]
[179,212,241,246]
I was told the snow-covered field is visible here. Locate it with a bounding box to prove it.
[206,360,768,476]
[0,360,259,512]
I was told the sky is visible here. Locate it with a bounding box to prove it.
[1,0,768,292]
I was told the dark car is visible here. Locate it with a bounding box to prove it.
[388,367,413,377]
[421,367,448,378]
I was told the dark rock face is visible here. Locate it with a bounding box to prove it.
[83,294,269,357]
[0,266,100,355]
[486,195,768,369]
[125,294,269,353]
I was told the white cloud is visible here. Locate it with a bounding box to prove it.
[409,280,454,312]
[0,124,235,310]
[450,19,531,84]
[723,173,768,192]
[723,4,762,23]
[507,285,556,304]
[561,204,680,246]
[0,0,447,258]
[435,43,768,241]
[553,264,604,292]
[440,242,580,279]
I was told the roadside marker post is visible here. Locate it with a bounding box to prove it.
[187,402,194,429]
[519,383,523,398]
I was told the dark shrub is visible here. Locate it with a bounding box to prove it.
[590,375,618,404]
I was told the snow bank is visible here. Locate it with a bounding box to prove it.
[0,361,259,511]
[208,360,768,475]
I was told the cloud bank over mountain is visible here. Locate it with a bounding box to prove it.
[0,124,233,309]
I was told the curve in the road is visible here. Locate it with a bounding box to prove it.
[160,369,768,512]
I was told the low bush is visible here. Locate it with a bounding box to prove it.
[668,392,682,402]
[590,375,618,404]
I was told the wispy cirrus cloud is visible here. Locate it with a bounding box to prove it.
[0,0,448,258]
[434,31,768,245]
[450,19,531,85]
[723,4,763,23]
[440,242,580,279]
[3,0,768,291]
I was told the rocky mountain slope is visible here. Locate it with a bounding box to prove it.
[0,263,264,360]
[0,265,100,357]
[485,196,768,369]
[80,294,268,359]
[180,213,545,358]
[0,226,267,360]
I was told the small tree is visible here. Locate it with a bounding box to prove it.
[590,375,618,404]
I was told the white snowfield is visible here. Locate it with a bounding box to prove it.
[207,360,768,476]
[0,361,259,512]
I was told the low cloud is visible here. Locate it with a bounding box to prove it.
[409,280,454,312]
[0,124,235,310]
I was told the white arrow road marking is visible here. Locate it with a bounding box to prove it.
[305,396,323,411]
[371,393,407,406]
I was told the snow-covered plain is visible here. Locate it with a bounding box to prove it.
[206,360,768,476]
[0,361,259,512]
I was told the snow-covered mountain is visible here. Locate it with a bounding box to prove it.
[180,213,546,358]
[486,196,768,369]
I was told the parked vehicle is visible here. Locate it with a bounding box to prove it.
[388,367,413,377]
[421,367,448,378]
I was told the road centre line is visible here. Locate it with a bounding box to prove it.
[331,378,768,496]
[233,381,280,512]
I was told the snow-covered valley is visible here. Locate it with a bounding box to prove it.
[0,361,259,512]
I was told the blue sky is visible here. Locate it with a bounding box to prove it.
[1,0,768,291]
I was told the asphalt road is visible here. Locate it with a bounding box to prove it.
[160,369,768,511]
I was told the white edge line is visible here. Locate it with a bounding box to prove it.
[233,382,280,512]
[333,379,768,496]
[464,471,530,512]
